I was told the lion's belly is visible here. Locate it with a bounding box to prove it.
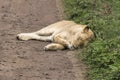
[54,31,74,42]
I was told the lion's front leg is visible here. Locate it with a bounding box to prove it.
[53,35,75,50]
[44,43,65,51]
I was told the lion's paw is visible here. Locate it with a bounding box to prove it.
[68,44,75,50]
[17,33,32,41]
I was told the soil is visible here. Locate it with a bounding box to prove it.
[0,0,87,80]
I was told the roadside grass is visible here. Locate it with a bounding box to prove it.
[63,0,120,80]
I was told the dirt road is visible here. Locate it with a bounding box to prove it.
[0,0,86,80]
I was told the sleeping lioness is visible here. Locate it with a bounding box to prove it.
[17,20,94,50]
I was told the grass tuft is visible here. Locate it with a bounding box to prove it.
[63,0,120,80]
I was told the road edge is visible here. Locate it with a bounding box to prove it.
[55,0,87,80]
[55,0,65,20]
[66,51,87,80]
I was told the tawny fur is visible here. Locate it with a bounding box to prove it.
[17,20,94,50]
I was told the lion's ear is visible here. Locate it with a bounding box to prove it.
[83,26,89,33]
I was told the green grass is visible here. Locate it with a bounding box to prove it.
[63,0,120,80]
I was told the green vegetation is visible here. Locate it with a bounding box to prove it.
[63,0,120,80]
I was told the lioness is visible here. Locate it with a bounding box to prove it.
[17,20,94,50]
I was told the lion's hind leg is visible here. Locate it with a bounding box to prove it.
[17,33,53,41]
[17,33,38,41]
[33,27,55,36]
[44,43,65,51]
